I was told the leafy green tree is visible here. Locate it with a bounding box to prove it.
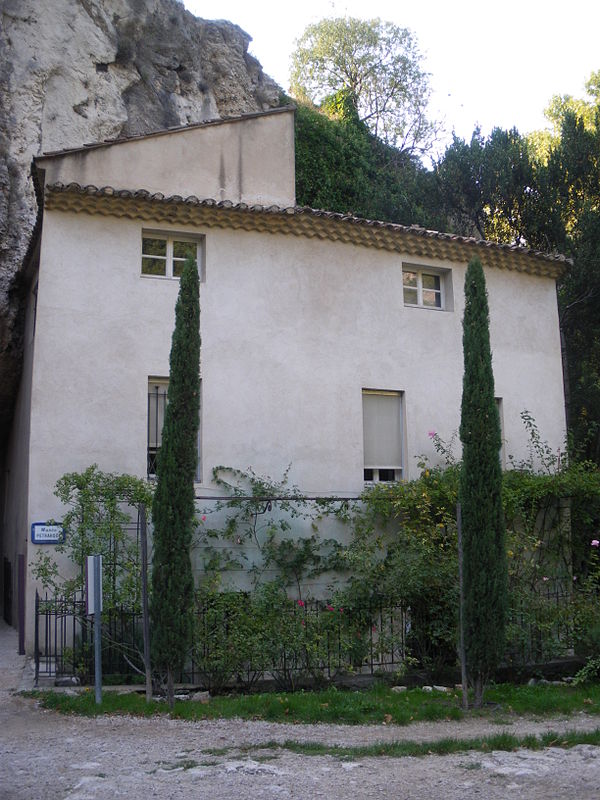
[544,70,600,137]
[150,256,200,708]
[31,465,153,611]
[535,98,600,458]
[290,16,435,154]
[435,127,542,246]
[294,100,445,228]
[459,257,507,707]
[435,129,486,238]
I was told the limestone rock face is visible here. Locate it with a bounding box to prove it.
[0,0,281,442]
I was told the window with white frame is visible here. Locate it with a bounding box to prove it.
[403,267,446,309]
[141,233,202,279]
[147,378,202,480]
[362,389,404,483]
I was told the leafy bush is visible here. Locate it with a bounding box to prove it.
[333,466,460,679]
[193,590,263,692]
[190,582,406,693]
[31,465,153,612]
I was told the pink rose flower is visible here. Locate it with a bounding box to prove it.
[591,539,599,547]
[326,605,334,612]
[297,599,305,607]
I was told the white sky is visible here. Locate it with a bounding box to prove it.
[183,0,599,153]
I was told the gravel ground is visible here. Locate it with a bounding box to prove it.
[2,622,600,800]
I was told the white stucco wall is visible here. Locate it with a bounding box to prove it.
[23,208,566,596]
[28,211,567,498]
[35,109,296,207]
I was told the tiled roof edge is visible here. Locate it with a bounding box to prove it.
[44,181,571,267]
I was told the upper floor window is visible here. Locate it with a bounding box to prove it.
[141,234,202,279]
[402,269,444,308]
[402,264,454,311]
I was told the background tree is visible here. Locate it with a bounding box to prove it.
[459,257,507,708]
[150,256,200,708]
[294,98,444,228]
[435,127,540,245]
[290,16,435,154]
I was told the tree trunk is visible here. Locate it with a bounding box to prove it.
[473,673,484,708]
[139,505,153,703]
[457,502,469,711]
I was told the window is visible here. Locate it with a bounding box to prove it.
[147,379,168,477]
[362,389,404,483]
[141,233,202,278]
[403,268,446,309]
[147,378,202,481]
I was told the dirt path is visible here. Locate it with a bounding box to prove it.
[1,622,600,799]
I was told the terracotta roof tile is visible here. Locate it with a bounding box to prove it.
[41,181,570,277]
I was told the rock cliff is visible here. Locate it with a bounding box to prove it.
[0,0,281,444]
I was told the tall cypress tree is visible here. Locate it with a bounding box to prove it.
[150,256,200,708]
[459,256,507,707]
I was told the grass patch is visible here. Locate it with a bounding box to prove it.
[253,728,600,759]
[29,685,463,725]
[483,683,600,716]
[27,681,600,727]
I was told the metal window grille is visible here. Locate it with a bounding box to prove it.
[147,380,201,480]
[147,381,168,477]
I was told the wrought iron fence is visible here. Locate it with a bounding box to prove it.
[34,593,409,687]
[35,588,574,688]
[34,592,145,684]
[506,587,574,665]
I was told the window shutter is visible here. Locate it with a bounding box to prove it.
[362,391,403,468]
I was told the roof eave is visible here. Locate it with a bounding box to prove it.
[42,182,569,279]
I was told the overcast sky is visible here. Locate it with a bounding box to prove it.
[183,0,599,153]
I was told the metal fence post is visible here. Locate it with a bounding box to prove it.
[93,555,102,705]
[34,591,39,686]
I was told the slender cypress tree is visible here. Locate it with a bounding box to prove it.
[150,256,200,708]
[459,256,507,707]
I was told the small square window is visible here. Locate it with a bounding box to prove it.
[403,267,445,309]
[141,233,201,279]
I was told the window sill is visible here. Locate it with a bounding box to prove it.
[403,303,446,311]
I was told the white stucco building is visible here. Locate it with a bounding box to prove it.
[0,106,567,651]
